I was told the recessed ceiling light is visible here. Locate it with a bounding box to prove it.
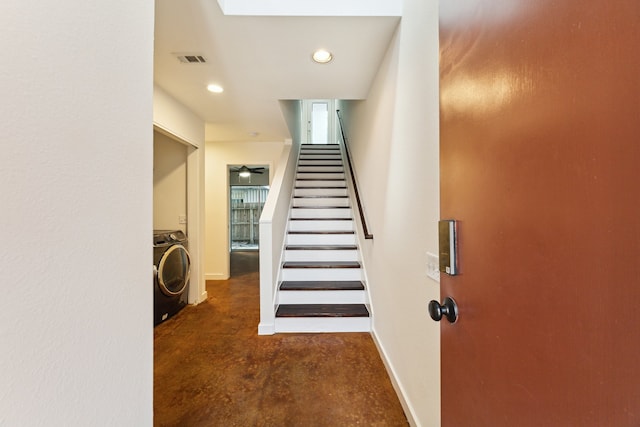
[312,49,333,64]
[207,84,224,93]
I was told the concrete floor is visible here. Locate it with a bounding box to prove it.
[154,251,408,426]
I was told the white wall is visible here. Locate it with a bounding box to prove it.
[340,0,440,425]
[0,1,154,425]
[205,141,286,279]
[154,131,188,232]
[258,141,298,335]
[154,85,205,149]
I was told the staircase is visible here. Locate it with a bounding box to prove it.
[274,144,371,333]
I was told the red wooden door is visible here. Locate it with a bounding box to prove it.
[439,1,640,425]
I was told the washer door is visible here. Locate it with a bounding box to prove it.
[157,244,191,296]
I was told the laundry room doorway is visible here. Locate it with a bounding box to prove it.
[228,165,269,251]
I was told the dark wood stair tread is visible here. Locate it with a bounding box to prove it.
[290,219,352,222]
[294,195,348,198]
[291,206,350,209]
[285,245,357,250]
[288,230,354,235]
[299,163,343,166]
[276,304,369,318]
[297,171,343,173]
[280,280,364,291]
[295,186,347,189]
[283,261,360,269]
[296,178,345,181]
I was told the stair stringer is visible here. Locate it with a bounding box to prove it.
[337,142,375,324]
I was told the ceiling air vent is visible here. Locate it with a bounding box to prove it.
[173,53,208,64]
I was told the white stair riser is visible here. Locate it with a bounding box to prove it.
[281,268,362,281]
[293,198,349,207]
[275,317,370,333]
[296,180,346,188]
[291,208,352,219]
[278,290,366,305]
[296,173,345,180]
[297,166,344,173]
[284,249,359,262]
[289,220,353,232]
[299,160,343,166]
[294,188,347,197]
[299,155,342,161]
[287,234,357,245]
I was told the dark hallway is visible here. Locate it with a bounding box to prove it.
[154,251,408,426]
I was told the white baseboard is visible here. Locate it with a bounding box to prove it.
[371,326,419,427]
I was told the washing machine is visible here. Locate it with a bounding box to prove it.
[153,230,190,326]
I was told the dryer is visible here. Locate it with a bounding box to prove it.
[153,230,190,326]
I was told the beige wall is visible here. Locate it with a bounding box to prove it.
[340,0,441,424]
[154,131,188,232]
[205,141,286,279]
[1,1,154,424]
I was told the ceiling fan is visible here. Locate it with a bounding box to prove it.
[231,165,265,177]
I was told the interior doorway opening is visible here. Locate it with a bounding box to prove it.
[229,186,268,251]
[302,99,338,144]
[228,164,269,252]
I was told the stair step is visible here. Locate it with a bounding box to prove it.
[288,231,354,235]
[291,205,351,209]
[296,182,346,189]
[274,316,370,333]
[286,245,357,250]
[294,195,348,199]
[294,187,348,197]
[295,186,347,189]
[280,281,364,291]
[289,219,353,232]
[293,197,350,207]
[296,173,345,179]
[290,207,351,219]
[298,158,342,164]
[289,218,352,222]
[284,244,359,262]
[287,232,357,245]
[283,261,360,269]
[297,168,344,174]
[276,304,369,318]
[296,178,345,181]
[298,162,343,167]
[300,146,340,149]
